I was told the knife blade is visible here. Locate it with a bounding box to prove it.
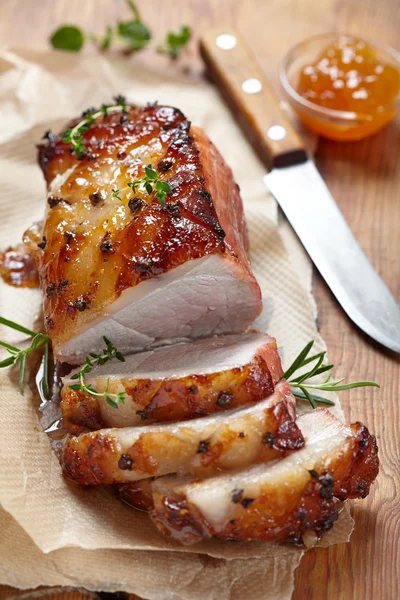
[265,161,400,352]
[200,28,400,352]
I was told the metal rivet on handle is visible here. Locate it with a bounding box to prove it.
[267,125,286,141]
[216,34,237,50]
[242,78,262,94]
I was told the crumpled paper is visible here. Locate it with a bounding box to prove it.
[0,48,350,599]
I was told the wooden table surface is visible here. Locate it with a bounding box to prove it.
[0,1,399,599]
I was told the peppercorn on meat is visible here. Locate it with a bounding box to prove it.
[33,100,379,550]
[149,409,379,545]
[61,333,283,433]
[37,104,262,364]
[61,381,304,485]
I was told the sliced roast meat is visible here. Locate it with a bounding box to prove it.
[149,409,379,545]
[37,104,262,364]
[61,381,303,485]
[118,479,155,512]
[61,333,283,433]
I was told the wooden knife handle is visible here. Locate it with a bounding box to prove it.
[200,28,308,169]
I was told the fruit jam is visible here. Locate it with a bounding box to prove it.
[295,36,400,140]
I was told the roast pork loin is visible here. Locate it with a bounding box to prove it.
[37,104,262,364]
[148,409,379,545]
[61,332,283,433]
[61,381,304,485]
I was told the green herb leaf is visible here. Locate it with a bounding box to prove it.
[69,384,82,391]
[18,353,27,395]
[112,164,171,207]
[101,25,114,51]
[105,396,119,409]
[282,341,314,381]
[305,381,380,392]
[114,95,128,112]
[299,385,317,409]
[112,188,122,200]
[282,340,379,409]
[68,339,126,408]
[157,25,191,59]
[116,1,150,52]
[50,26,85,52]
[145,165,158,180]
[117,20,151,51]
[42,341,50,399]
[57,101,129,159]
[126,0,141,20]
[291,387,336,406]
[0,355,16,368]
[0,316,37,338]
[0,340,20,353]
[0,317,51,398]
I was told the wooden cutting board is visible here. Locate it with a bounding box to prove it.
[0,1,398,599]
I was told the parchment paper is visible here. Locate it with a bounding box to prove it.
[0,48,351,599]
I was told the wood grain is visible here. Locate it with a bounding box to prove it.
[0,1,399,599]
[200,28,308,168]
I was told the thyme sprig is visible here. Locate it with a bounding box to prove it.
[50,0,190,58]
[68,337,126,409]
[111,164,172,207]
[283,340,379,409]
[0,316,50,397]
[61,96,128,159]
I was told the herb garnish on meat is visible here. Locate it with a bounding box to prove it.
[111,164,172,207]
[68,337,126,409]
[0,320,379,411]
[59,96,128,159]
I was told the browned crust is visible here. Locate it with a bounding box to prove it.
[61,348,283,434]
[37,104,245,348]
[61,389,104,435]
[150,480,340,546]
[117,480,155,512]
[124,354,280,422]
[61,383,304,486]
[149,422,379,545]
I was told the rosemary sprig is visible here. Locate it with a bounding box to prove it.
[60,96,128,159]
[111,164,172,207]
[0,316,50,396]
[68,337,126,409]
[282,340,379,409]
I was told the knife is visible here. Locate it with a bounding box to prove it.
[200,29,400,353]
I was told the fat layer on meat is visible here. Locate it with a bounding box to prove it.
[149,409,379,545]
[61,332,283,433]
[37,105,262,364]
[61,381,304,485]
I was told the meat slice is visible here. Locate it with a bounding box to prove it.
[61,381,303,485]
[37,104,262,364]
[61,333,283,433]
[118,478,155,512]
[148,409,379,545]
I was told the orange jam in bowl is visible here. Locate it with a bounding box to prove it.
[281,34,400,141]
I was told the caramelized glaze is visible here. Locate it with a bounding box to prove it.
[37,105,229,352]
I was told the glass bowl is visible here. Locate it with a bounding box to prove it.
[280,33,400,141]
